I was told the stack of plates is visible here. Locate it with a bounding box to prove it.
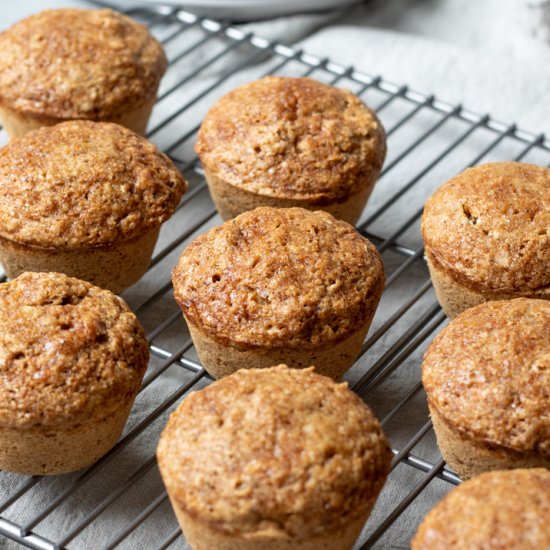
[136,0,363,20]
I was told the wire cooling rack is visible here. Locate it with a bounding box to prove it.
[1,4,550,549]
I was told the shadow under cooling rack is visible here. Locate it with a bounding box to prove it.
[0,4,549,550]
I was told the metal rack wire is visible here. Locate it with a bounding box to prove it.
[1,4,549,549]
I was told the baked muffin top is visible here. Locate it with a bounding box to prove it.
[172,207,384,348]
[157,365,392,538]
[195,76,386,201]
[0,9,166,119]
[411,469,550,550]
[422,298,550,457]
[0,121,187,249]
[422,162,550,293]
[0,272,149,429]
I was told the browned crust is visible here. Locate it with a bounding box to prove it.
[0,227,160,295]
[0,398,135,475]
[157,365,392,538]
[425,253,550,319]
[172,207,385,349]
[0,121,187,249]
[0,272,149,429]
[422,298,550,457]
[0,9,167,119]
[0,94,157,138]
[171,500,369,550]
[184,305,377,380]
[203,166,374,224]
[411,469,550,549]
[426,248,550,298]
[429,405,550,480]
[195,76,386,202]
[421,162,550,294]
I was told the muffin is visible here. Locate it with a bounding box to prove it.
[422,298,550,480]
[172,207,385,380]
[411,469,550,550]
[421,162,550,318]
[0,120,187,293]
[0,271,149,475]
[0,8,167,138]
[195,76,386,224]
[157,365,392,550]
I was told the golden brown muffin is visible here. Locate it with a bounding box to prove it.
[411,469,550,550]
[421,162,550,318]
[157,365,392,550]
[195,76,386,224]
[0,120,187,293]
[422,298,550,480]
[172,207,385,379]
[0,271,149,475]
[0,8,167,137]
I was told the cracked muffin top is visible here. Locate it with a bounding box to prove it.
[172,207,385,349]
[195,76,386,201]
[412,469,550,550]
[0,272,149,429]
[157,365,392,538]
[421,162,550,293]
[0,8,166,120]
[422,298,550,457]
[0,120,187,249]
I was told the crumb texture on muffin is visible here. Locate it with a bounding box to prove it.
[195,76,386,201]
[0,272,149,429]
[172,207,385,348]
[412,469,550,550]
[0,121,187,249]
[157,365,392,538]
[0,9,166,119]
[422,162,550,293]
[422,298,550,457]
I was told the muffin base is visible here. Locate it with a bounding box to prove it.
[429,405,550,480]
[425,255,550,318]
[0,227,160,294]
[184,313,376,380]
[0,399,135,475]
[169,498,370,550]
[0,95,156,138]
[204,168,374,225]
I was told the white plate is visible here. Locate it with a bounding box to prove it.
[122,0,362,20]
